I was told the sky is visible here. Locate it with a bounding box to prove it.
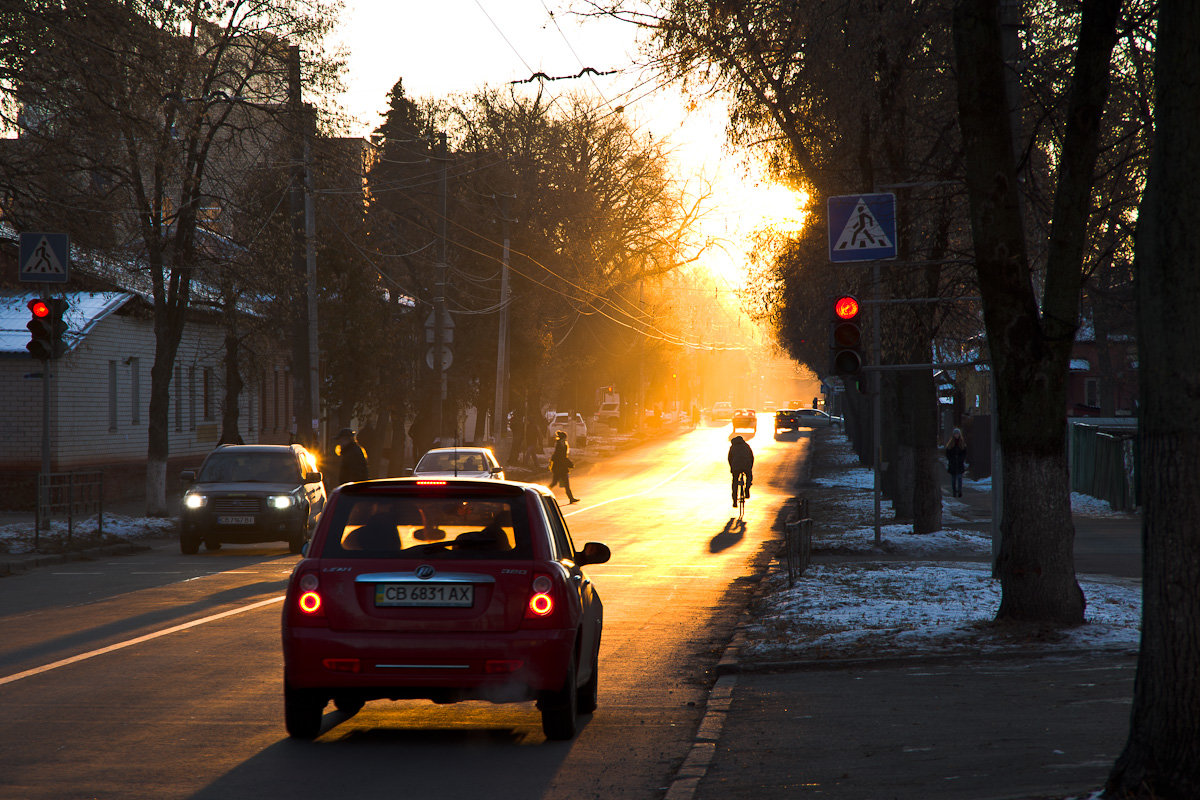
[332,0,645,137]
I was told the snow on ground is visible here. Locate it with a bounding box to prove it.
[743,434,1143,662]
[0,512,174,555]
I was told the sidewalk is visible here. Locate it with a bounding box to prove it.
[671,431,1143,800]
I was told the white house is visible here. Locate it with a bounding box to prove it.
[0,290,291,510]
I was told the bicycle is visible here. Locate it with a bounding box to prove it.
[734,472,748,521]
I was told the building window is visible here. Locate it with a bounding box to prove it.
[108,361,118,432]
[1085,378,1100,408]
[129,357,140,424]
[189,367,197,432]
[273,369,281,432]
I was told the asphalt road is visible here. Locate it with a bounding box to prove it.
[0,424,807,800]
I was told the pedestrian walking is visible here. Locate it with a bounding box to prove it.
[335,427,369,485]
[548,430,579,504]
[945,428,967,497]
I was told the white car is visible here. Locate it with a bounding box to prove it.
[547,412,588,445]
[794,408,843,429]
[711,401,734,421]
[412,447,505,480]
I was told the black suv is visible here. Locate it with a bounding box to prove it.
[179,444,326,554]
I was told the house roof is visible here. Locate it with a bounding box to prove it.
[0,291,135,356]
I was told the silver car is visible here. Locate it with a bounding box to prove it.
[413,447,505,480]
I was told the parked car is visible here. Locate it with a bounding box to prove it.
[795,408,843,429]
[594,401,620,427]
[413,447,504,480]
[281,478,611,740]
[731,408,757,436]
[546,412,588,446]
[179,444,326,555]
[711,401,734,422]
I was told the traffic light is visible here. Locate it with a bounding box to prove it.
[831,295,863,377]
[26,297,68,360]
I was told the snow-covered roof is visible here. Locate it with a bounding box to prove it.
[0,291,135,355]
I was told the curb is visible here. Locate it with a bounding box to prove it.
[0,540,151,577]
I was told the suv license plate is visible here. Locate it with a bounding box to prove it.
[375,583,474,607]
[217,515,255,525]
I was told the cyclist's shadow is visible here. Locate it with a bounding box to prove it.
[710,518,745,553]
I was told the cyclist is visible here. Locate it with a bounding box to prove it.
[727,435,754,507]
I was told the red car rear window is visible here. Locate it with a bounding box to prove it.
[317,494,533,559]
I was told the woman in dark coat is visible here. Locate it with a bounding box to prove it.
[945,428,967,497]
[548,430,579,504]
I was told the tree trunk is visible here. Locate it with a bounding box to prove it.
[220,327,243,445]
[1108,0,1200,791]
[953,0,1118,625]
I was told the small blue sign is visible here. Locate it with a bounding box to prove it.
[19,232,71,283]
[828,194,897,262]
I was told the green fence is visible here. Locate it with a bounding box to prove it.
[1070,421,1138,511]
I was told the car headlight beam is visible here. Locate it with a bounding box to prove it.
[269,494,297,510]
[183,493,207,510]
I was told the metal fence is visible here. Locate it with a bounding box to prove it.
[1070,421,1139,511]
[36,470,105,548]
[784,497,812,586]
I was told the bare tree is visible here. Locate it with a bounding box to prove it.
[1107,0,1200,793]
[0,0,342,514]
[952,0,1122,623]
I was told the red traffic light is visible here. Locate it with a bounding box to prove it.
[834,295,859,320]
[28,298,51,318]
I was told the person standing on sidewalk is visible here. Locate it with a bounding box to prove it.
[335,428,369,485]
[945,428,967,497]
[548,430,579,504]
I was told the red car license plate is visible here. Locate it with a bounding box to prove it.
[375,583,474,607]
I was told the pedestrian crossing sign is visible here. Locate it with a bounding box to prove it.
[19,232,71,283]
[827,194,897,263]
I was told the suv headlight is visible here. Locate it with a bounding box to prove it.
[183,493,207,510]
[268,494,298,510]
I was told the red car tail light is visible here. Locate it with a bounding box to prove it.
[524,573,561,624]
[294,572,325,618]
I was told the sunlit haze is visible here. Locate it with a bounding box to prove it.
[333,0,808,292]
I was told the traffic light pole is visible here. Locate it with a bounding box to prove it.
[872,261,882,545]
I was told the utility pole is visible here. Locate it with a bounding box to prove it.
[288,44,315,448]
[433,131,449,445]
[493,195,511,451]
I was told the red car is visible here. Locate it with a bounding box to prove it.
[281,478,610,741]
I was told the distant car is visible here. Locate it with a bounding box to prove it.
[795,408,843,429]
[413,447,504,480]
[762,400,778,413]
[179,444,326,554]
[547,412,588,445]
[775,408,801,436]
[594,402,620,427]
[280,478,611,741]
[711,401,734,422]
[731,409,757,436]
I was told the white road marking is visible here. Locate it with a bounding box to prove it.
[0,595,284,687]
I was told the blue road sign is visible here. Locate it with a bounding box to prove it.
[19,232,71,283]
[828,194,897,262]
